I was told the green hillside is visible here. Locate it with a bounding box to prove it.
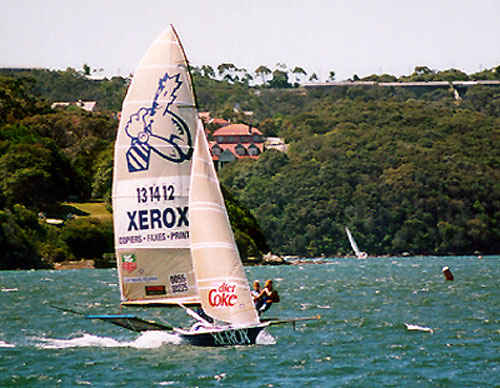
[1,64,500,268]
[0,71,268,269]
[220,98,500,256]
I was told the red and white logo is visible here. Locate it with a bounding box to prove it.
[208,282,237,307]
[122,254,137,273]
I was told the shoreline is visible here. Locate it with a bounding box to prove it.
[53,259,95,270]
[47,253,493,270]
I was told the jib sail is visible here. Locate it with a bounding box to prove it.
[189,120,260,325]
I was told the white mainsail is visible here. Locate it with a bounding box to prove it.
[345,227,367,259]
[113,26,200,305]
[189,120,260,325]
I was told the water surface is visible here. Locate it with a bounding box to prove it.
[1,256,498,387]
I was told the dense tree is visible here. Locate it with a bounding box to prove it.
[0,209,42,269]
[91,144,114,201]
[60,217,113,261]
[0,142,72,208]
[269,69,291,88]
[291,66,307,84]
[0,68,128,111]
[21,110,117,199]
[0,77,50,126]
[309,73,318,82]
[200,65,216,79]
[361,74,398,82]
[461,85,500,117]
[255,65,272,85]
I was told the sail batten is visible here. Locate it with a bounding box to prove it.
[123,100,194,106]
[190,201,226,208]
[190,208,227,216]
[151,38,189,45]
[191,242,238,250]
[197,281,250,289]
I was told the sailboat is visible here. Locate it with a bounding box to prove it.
[345,227,368,259]
[82,25,318,346]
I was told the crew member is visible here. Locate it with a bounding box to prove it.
[251,280,263,309]
[256,279,280,314]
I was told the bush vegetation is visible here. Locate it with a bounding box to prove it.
[1,63,500,267]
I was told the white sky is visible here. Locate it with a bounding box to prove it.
[1,0,500,81]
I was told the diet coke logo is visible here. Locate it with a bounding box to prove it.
[208,282,237,307]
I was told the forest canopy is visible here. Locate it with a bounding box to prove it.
[220,99,500,256]
[1,63,500,268]
[0,69,269,268]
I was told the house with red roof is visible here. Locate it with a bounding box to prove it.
[209,123,264,167]
[199,111,230,128]
[210,117,230,127]
[198,111,211,123]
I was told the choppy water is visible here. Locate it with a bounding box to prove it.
[1,256,499,387]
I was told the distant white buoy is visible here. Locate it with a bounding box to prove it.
[442,266,454,281]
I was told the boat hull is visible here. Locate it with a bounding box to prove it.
[179,325,265,346]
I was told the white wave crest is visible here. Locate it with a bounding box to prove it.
[0,340,15,348]
[405,323,434,333]
[256,330,276,345]
[1,288,18,292]
[130,331,182,348]
[37,331,182,349]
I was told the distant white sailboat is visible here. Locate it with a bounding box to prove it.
[345,227,368,259]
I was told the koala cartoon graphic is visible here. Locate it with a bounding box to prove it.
[124,72,193,172]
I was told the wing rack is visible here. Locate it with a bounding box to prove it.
[85,314,173,332]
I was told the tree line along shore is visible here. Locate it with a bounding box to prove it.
[1,64,500,269]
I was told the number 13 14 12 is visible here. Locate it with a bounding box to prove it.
[136,185,175,203]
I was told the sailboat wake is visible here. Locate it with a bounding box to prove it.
[255,330,276,345]
[37,331,182,349]
[37,330,275,349]
[131,331,183,348]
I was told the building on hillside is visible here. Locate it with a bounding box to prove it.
[52,100,97,112]
[265,137,289,153]
[210,117,230,127]
[0,66,48,74]
[198,111,211,123]
[198,111,230,128]
[84,68,106,80]
[303,80,500,99]
[209,123,264,167]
